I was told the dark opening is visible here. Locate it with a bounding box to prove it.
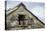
[18,15,25,25]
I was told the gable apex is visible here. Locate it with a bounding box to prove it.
[17,3,26,7]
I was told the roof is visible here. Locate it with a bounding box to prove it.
[6,3,45,25]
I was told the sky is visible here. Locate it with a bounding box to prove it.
[6,1,45,23]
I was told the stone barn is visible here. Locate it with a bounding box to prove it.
[5,3,45,30]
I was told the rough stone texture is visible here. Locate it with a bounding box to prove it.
[6,4,44,30]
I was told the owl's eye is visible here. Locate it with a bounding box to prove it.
[31,18,33,21]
